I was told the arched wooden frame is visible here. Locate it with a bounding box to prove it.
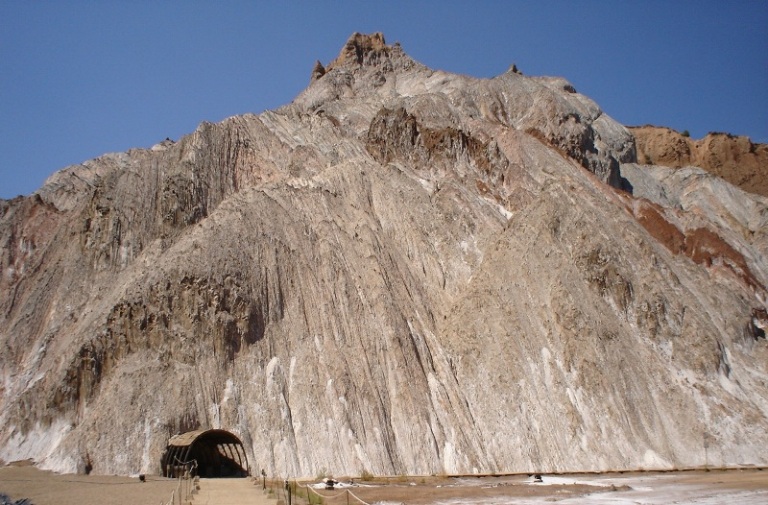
[162,429,249,478]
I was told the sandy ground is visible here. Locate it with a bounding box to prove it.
[2,465,767,505]
[295,469,768,505]
[0,465,179,505]
[195,477,276,505]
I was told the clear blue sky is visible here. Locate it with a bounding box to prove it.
[2,1,766,198]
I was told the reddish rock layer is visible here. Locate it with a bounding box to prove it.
[630,126,768,197]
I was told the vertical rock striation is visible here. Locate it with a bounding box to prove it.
[1,32,767,477]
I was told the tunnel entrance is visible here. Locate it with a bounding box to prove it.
[161,429,249,478]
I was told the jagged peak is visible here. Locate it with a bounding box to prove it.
[310,60,326,83]
[311,32,409,82]
[332,32,388,67]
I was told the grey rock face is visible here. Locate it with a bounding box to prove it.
[1,33,766,477]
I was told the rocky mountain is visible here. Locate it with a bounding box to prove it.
[631,125,768,197]
[1,32,767,477]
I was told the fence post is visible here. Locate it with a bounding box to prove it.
[285,480,292,505]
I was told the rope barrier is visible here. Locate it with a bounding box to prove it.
[346,488,370,505]
[297,482,324,504]
[162,461,198,505]
[270,476,290,503]
[306,486,337,500]
[162,480,178,505]
[296,482,371,505]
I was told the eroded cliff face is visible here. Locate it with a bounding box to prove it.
[630,125,768,197]
[1,33,767,477]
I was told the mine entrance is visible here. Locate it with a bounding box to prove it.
[162,429,249,478]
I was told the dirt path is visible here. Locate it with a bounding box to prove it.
[194,478,276,505]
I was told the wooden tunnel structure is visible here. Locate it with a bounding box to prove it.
[162,429,249,478]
